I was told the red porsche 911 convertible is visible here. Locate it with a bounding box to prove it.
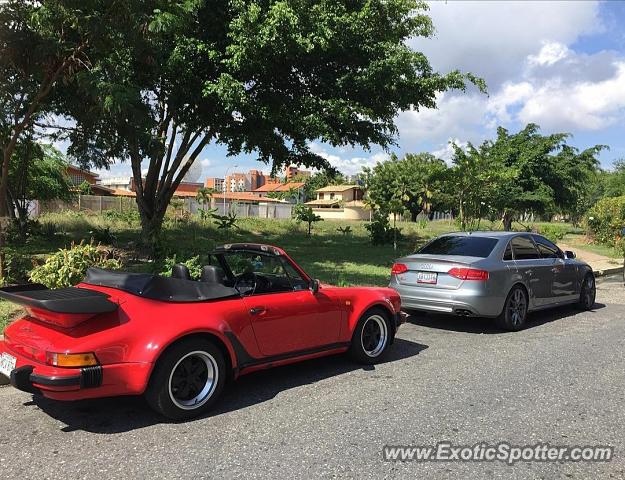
[0,243,403,420]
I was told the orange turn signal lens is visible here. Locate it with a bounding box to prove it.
[46,352,98,368]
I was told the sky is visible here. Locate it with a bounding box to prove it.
[95,0,625,181]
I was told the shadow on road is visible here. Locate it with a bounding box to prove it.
[28,337,427,434]
[407,302,607,334]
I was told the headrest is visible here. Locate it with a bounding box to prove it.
[171,264,191,281]
[201,265,225,284]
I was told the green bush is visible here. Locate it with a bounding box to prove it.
[586,196,625,248]
[365,212,402,245]
[1,248,32,286]
[89,226,117,244]
[160,255,203,279]
[102,209,140,227]
[538,224,568,244]
[29,241,122,288]
[36,221,64,240]
[293,204,322,235]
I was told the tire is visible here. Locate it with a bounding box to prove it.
[496,285,528,331]
[576,273,596,310]
[145,338,226,421]
[349,308,392,364]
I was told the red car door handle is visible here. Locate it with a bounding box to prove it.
[249,307,266,315]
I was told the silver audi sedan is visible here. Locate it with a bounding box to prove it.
[389,232,596,331]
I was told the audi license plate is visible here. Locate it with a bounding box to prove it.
[0,352,16,378]
[416,271,437,284]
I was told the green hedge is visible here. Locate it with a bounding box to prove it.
[586,196,625,248]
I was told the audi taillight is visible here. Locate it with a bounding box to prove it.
[391,263,408,275]
[448,267,489,281]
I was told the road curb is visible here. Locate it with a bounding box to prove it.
[0,334,8,386]
[594,266,623,277]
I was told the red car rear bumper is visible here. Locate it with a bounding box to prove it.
[1,339,152,401]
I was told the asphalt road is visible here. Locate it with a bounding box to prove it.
[1,280,624,479]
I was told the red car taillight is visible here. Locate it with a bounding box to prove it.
[448,267,489,281]
[391,263,408,275]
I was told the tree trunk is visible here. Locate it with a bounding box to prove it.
[138,205,168,255]
[393,213,397,251]
[502,211,513,231]
[459,200,466,231]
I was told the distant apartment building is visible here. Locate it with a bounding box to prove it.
[67,165,98,186]
[224,169,276,192]
[99,176,132,191]
[285,165,312,181]
[205,177,225,192]
[67,165,113,195]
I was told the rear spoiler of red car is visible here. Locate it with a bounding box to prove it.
[0,284,118,328]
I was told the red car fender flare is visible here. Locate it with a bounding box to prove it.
[147,328,239,377]
[347,299,397,338]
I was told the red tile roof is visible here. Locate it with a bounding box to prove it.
[253,182,305,193]
[111,189,285,203]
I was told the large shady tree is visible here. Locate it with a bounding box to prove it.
[59,0,484,246]
[0,0,136,277]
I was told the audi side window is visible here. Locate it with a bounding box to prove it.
[533,236,560,259]
[511,236,540,260]
[503,242,513,261]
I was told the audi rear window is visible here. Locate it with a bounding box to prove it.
[418,236,499,258]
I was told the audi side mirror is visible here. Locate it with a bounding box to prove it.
[564,250,576,260]
[310,279,320,294]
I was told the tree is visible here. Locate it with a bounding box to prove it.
[293,204,322,236]
[362,161,405,249]
[0,0,141,210]
[266,186,301,203]
[0,0,140,276]
[390,152,447,221]
[486,124,604,229]
[8,142,73,238]
[363,152,447,226]
[59,0,484,247]
[196,186,217,223]
[446,143,514,230]
[600,160,625,198]
[447,124,605,230]
[77,180,92,196]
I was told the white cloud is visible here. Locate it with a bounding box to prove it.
[395,3,624,148]
[308,143,389,175]
[519,62,625,130]
[528,42,570,67]
[414,0,601,88]
[487,58,625,131]
[396,93,489,149]
[431,138,468,164]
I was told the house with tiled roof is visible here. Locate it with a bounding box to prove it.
[305,185,368,220]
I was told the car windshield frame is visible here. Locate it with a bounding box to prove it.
[417,235,499,258]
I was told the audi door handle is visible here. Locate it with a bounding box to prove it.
[249,307,266,315]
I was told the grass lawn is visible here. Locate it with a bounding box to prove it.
[0,210,593,332]
[562,233,624,260]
